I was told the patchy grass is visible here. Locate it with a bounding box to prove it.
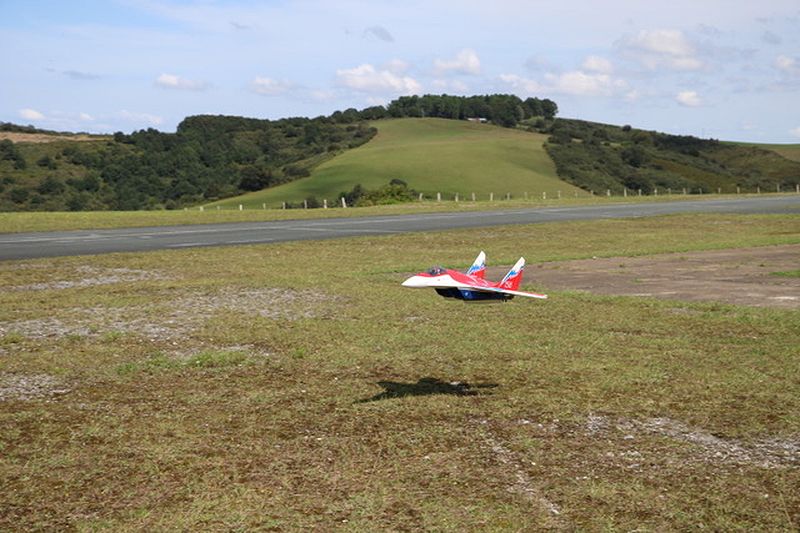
[0,213,799,530]
[772,269,800,278]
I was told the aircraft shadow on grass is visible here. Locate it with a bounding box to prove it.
[357,377,499,403]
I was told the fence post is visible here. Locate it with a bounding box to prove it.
[262,203,266,210]
[737,186,740,194]
[542,191,546,200]
[471,192,476,202]
[323,199,328,209]
[557,190,561,199]
[667,188,671,195]
[757,186,760,194]
[455,193,459,202]
[282,201,286,209]
[437,192,441,202]
[606,189,611,197]
[777,184,781,193]
[341,197,347,208]
[524,191,528,200]
[638,189,642,196]
[490,192,494,201]
[623,188,627,197]
[239,204,243,211]
[303,199,308,209]
[506,193,511,200]
[796,184,799,194]
[199,206,204,211]
[682,188,686,195]
[419,193,424,201]
[216,205,220,210]
[654,187,658,196]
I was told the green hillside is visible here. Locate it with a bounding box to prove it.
[753,143,800,163]
[207,118,582,208]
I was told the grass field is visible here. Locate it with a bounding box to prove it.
[1,193,771,234]
[208,118,583,208]
[757,143,800,163]
[1,213,799,530]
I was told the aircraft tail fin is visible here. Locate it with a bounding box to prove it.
[499,257,525,290]
[466,251,486,279]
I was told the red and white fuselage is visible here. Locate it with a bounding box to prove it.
[402,252,547,302]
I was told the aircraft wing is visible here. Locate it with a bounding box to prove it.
[462,284,548,299]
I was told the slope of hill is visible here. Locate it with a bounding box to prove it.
[750,143,800,163]
[208,118,582,208]
[543,119,800,194]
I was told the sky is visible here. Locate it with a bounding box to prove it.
[2,0,799,142]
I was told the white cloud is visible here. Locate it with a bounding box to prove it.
[582,55,613,74]
[675,90,702,106]
[434,49,481,75]
[499,74,543,94]
[78,112,94,121]
[251,77,292,96]
[790,127,800,138]
[336,64,421,94]
[617,29,703,71]
[117,110,163,126]
[775,55,798,73]
[19,108,45,121]
[545,71,627,96]
[500,71,627,97]
[155,73,208,91]
[384,59,409,74]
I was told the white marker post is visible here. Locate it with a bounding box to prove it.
[303,199,308,209]
[239,204,243,211]
[437,192,441,202]
[262,203,266,210]
[455,193,459,202]
[341,197,347,208]
[542,191,546,200]
[471,192,476,202]
[323,199,328,209]
[490,192,494,201]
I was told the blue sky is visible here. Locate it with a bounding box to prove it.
[2,0,799,142]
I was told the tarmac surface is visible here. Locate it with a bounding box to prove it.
[1,196,799,261]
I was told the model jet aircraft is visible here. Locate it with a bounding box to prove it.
[401,251,547,302]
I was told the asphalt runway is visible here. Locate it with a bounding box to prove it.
[1,196,799,261]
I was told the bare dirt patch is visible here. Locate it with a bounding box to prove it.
[0,287,339,341]
[584,415,799,468]
[8,266,167,291]
[520,244,800,309]
[0,373,70,401]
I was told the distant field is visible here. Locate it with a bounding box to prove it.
[757,143,800,163]
[0,132,108,143]
[208,118,583,208]
[1,213,798,530]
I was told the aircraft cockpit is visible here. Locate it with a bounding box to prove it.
[426,266,446,276]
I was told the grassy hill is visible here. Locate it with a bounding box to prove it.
[207,118,582,208]
[543,119,800,194]
[749,143,800,163]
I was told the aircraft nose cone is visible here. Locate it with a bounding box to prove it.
[401,275,426,288]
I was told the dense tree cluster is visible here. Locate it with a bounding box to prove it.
[385,94,557,127]
[0,115,376,211]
